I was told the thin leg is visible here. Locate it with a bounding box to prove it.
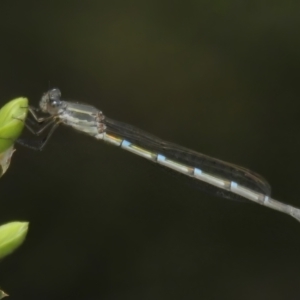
[38,121,61,150]
[16,138,44,151]
[16,121,61,151]
[13,115,56,135]
[28,106,56,123]
[24,118,56,135]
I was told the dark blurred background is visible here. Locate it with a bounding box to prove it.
[0,1,300,299]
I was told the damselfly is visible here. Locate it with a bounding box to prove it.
[18,89,300,222]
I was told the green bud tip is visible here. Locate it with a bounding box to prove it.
[0,221,29,260]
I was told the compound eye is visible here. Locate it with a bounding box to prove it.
[49,99,59,108]
[49,88,61,101]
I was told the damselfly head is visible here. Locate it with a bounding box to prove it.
[40,88,62,114]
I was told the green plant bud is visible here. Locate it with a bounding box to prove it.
[0,222,29,260]
[0,97,28,153]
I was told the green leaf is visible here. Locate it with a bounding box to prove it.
[0,97,28,153]
[0,222,29,260]
[0,146,15,178]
